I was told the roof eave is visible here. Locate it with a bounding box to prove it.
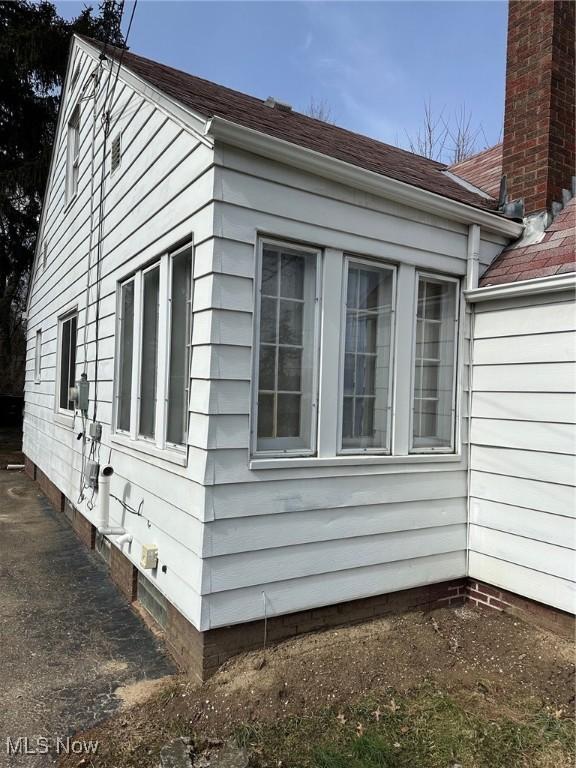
[206,116,524,239]
[465,272,576,302]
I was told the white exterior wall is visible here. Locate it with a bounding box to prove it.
[195,144,509,630]
[469,290,576,614]
[23,40,215,628]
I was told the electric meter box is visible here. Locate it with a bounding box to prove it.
[85,460,100,489]
[77,376,90,412]
[140,545,158,570]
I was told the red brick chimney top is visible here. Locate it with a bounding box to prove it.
[502,0,575,216]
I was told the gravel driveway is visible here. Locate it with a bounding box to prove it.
[0,469,174,767]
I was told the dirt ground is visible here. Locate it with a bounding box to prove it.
[58,604,575,767]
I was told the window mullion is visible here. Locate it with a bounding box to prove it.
[317,248,343,458]
[391,263,416,456]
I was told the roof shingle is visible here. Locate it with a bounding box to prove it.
[480,197,575,285]
[85,37,499,212]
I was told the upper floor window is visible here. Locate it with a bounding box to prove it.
[34,329,42,383]
[66,105,80,202]
[58,311,77,412]
[115,244,193,450]
[411,274,458,452]
[254,240,320,455]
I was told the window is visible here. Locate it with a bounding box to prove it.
[139,264,160,438]
[34,330,42,383]
[137,572,167,628]
[254,240,320,455]
[58,312,77,411]
[66,105,80,202]
[411,274,458,452]
[117,279,134,432]
[341,259,395,452]
[111,134,121,172]
[115,244,193,450]
[166,246,193,446]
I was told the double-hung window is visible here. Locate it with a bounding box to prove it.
[251,237,461,462]
[254,240,320,455]
[34,329,42,383]
[115,243,193,451]
[58,312,78,412]
[66,105,80,202]
[411,274,458,452]
[341,259,395,453]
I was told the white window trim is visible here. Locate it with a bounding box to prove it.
[34,329,42,384]
[248,241,463,469]
[112,242,193,455]
[66,105,80,204]
[337,256,397,456]
[55,308,78,415]
[250,237,322,458]
[409,271,460,454]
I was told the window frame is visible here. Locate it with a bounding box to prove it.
[409,271,460,455]
[34,329,42,384]
[113,242,193,456]
[337,256,397,456]
[250,237,322,458]
[66,104,80,203]
[56,309,78,414]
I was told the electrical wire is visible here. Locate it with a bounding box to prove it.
[91,0,138,424]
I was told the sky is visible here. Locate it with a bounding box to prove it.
[54,0,508,157]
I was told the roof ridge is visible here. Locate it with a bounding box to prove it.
[449,142,502,169]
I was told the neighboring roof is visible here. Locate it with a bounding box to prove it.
[82,37,498,212]
[480,196,575,285]
[449,144,503,199]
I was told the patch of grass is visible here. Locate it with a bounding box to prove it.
[235,685,575,768]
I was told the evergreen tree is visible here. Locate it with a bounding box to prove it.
[0,0,125,395]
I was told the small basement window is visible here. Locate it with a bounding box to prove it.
[111,134,121,172]
[137,572,167,628]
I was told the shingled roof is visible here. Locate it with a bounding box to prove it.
[84,38,499,212]
[480,196,575,285]
[449,144,503,199]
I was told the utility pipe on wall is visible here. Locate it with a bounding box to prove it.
[95,465,125,536]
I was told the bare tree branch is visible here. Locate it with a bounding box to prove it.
[305,97,335,124]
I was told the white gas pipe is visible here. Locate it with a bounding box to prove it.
[95,465,130,547]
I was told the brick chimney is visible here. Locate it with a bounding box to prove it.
[502,0,575,216]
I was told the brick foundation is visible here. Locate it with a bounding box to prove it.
[23,454,576,682]
[466,580,575,640]
[110,544,138,602]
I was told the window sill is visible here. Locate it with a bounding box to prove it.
[110,433,188,467]
[54,411,75,429]
[249,453,462,470]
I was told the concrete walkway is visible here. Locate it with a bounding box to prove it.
[0,469,174,767]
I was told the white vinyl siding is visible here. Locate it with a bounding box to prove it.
[469,293,576,615]
[411,274,459,452]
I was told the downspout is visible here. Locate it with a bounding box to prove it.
[465,224,480,578]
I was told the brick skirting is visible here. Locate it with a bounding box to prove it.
[467,580,575,640]
[23,454,576,682]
